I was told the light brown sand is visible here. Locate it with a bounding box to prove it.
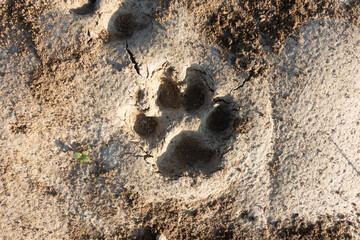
[1,0,360,239]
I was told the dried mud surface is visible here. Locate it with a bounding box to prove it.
[202,0,354,76]
[1,0,360,239]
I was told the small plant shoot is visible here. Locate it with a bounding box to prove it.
[74,150,90,162]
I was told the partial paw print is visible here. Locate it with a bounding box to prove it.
[107,3,153,41]
[129,65,239,178]
[70,0,98,16]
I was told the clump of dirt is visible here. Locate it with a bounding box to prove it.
[133,113,158,137]
[10,123,27,134]
[157,76,182,109]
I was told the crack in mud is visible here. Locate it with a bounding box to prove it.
[126,41,141,75]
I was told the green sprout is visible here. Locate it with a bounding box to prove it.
[74,150,90,162]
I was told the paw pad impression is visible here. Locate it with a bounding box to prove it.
[133,66,236,177]
[206,103,234,134]
[133,113,158,137]
[157,76,182,109]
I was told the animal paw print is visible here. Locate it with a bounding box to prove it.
[133,65,236,178]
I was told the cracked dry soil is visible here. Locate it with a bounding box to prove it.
[1,0,360,239]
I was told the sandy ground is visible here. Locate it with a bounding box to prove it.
[1,0,360,239]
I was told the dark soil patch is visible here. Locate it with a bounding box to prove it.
[66,176,355,240]
[262,216,354,239]
[28,59,78,105]
[205,0,341,73]
[0,1,43,57]
[346,0,360,25]
[10,123,27,134]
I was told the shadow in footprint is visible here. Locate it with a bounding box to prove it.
[70,0,97,15]
[107,4,152,41]
[156,74,182,109]
[182,66,212,112]
[157,131,220,178]
[133,113,158,137]
[206,103,234,134]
